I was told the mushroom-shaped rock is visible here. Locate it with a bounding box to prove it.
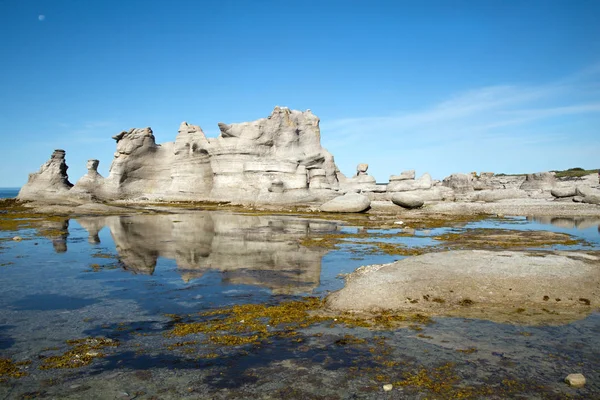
[391,193,424,209]
[320,193,371,213]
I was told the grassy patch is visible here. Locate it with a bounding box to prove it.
[551,168,598,178]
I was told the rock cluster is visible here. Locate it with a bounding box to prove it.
[17,107,600,211]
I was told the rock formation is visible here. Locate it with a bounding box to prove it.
[338,163,381,194]
[19,107,341,206]
[18,150,73,201]
[520,172,556,191]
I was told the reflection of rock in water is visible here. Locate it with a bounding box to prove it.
[37,218,69,253]
[529,216,600,231]
[76,218,104,244]
[76,212,339,294]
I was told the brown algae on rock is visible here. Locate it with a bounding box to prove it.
[433,228,585,250]
[0,358,30,379]
[166,297,434,346]
[39,337,119,369]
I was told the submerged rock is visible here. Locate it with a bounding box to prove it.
[565,373,586,388]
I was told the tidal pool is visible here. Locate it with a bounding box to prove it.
[0,211,599,399]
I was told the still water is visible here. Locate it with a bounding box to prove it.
[0,188,19,199]
[0,211,599,399]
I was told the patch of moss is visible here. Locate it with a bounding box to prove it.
[39,337,119,369]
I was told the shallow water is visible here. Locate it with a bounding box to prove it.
[0,211,599,399]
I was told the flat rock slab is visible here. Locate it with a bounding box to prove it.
[326,250,600,324]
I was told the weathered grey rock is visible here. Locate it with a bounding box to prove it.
[473,188,528,202]
[18,149,73,201]
[576,185,600,198]
[319,193,371,213]
[356,163,369,175]
[472,173,495,191]
[573,196,584,203]
[387,173,432,192]
[71,159,104,197]
[520,172,556,191]
[442,173,473,194]
[565,373,586,388]
[391,193,424,209]
[326,250,600,324]
[551,187,577,198]
[582,195,600,205]
[389,170,415,181]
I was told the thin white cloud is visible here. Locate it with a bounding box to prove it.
[322,65,600,178]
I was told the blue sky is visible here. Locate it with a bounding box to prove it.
[1,0,599,187]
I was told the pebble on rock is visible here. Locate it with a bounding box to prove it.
[383,384,393,391]
[565,373,586,388]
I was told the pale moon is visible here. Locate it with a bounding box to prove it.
[38,15,45,21]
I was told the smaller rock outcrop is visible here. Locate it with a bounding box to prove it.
[442,173,474,194]
[387,173,432,192]
[389,170,415,181]
[339,163,379,193]
[319,193,371,213]
[18,149,73,201]
[520,172,556,191]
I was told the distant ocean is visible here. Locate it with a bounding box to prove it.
[0,188,20,199]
